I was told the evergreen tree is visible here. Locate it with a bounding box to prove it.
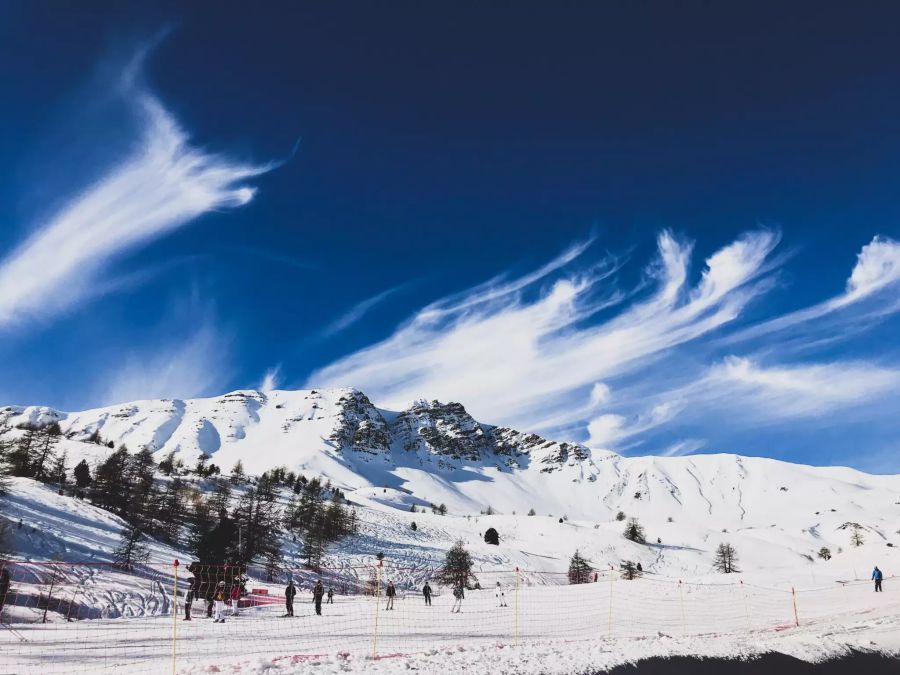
[73,459,92,489]
[114,523,150,570]
[615,511,626,521]
[0,439,12,495]
[153,478,188,544]
[850,527,865,547]
[713,542,740,573]
[9,428,38,477]
[91,447,130,513]
[623,517,646,544]
[195,453,210,477]
[620,560,642,580]
[568,550,593,584]
[436,539,477,589]
[233,473,282,564]
[230,460,245,484]
[817,546,832,561]
[484,527,500,545]
[158,451,177,476]
[31,424,61,482]
[51,450,67,488]
[194,507,238,564]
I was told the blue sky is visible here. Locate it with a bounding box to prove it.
[1,3,899,471]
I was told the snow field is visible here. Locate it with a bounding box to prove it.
[2,571,898,674]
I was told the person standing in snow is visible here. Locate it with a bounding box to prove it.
[285,580,296,617]
[385,581,396,610]
[184,577,195,621]
[451,583,464,613]
[0,568,10,616]
[313,580,325,615]
[495,581,507,607]
[230,582,240,615]
[872,566,884,592]
[327,587,334,604]
[213,581,227,623]
[423,582,432,606]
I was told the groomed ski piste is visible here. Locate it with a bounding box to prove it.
[2,475,899,674]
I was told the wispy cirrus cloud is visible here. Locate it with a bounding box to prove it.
[320,284,409,338]
[0,56,270,329]
[258,365,283,393]
[723,235,900,344]
[101,314,232,405]
[308,229,783,431]
[310,228,900,467]
[584,355,900,454]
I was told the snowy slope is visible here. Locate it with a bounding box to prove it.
[2,387,899,585]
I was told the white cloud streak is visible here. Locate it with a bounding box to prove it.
[102,319,231,404]
[258,365,282,393]
[308,230,783,431]
[0,74,269,328]
[724,235,900,344]
[320,285,407,338]
[587,356,900,451]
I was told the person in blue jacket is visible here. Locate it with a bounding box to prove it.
[872,566,883,592]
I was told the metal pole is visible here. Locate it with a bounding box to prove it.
[514,566,520,647]
[607,566,614,638]
[173,560,179,675]
[372,561,382,659]
[791,586,799,627]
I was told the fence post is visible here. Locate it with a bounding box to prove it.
[514,566,520,647]
[607,565,615,638]
[172,560,179,675]
[372,561,382,659]
[740,580,751,631]
[678,580,686,635]
[42,566,57,624]
[791,586,799,627]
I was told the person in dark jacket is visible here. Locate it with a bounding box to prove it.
[184,577,195,621]
[385,581,396,610]
[313,580,325,615]
[0,569,10,615]
[873,566,884,592]
[327,587,334,604]
[423,582,432,606]
[285,581,296,616]
[451,583,464,613]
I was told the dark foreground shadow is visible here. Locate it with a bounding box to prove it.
[595,652,899,675]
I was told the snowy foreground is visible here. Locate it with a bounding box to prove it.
[2,576,898,674]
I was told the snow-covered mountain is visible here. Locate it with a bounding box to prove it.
[2,387,899,580]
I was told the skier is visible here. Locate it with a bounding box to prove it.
[0,568,10,616]
[495,581,507,607]
[230,582,240,615]
[385,581,396,610]
[423,581,432,606]
[285,580,296,617]
[213,581,227,623]
[313,579,325,615]
[872,566,884,592]
[327,587,334,604]
[451,583,464,613]
[183,577,195,621]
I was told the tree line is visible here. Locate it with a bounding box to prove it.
[0,423,357,571]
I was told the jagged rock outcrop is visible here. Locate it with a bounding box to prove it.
[391,400,492,462]
[329,390,391,455]
[491,426,590,472]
